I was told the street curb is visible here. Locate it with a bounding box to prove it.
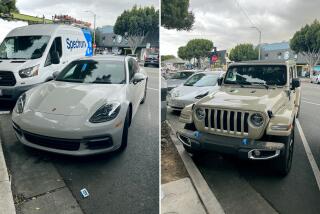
[165,121,225,214]
[0,137,16,214]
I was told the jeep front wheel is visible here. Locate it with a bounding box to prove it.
[274,124,295,176]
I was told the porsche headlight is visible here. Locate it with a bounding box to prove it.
[19,65,39,78]
[89,102,121,123]
[195,107,205,120]
[15,93,26,114]
[250,113,264,127]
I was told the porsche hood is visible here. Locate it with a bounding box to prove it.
[25,81,126,116]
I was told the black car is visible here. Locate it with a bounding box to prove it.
[144,53,159,67]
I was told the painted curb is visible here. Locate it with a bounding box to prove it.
[165,121,225,214]
[0,137,16,214]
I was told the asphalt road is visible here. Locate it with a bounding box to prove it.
[0,66,159,214]
[166,82,320,214]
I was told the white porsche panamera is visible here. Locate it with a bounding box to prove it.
[12,55,147,155]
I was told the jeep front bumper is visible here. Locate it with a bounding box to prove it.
[177,129,285,160]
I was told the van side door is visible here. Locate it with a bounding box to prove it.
[44,37,64,79]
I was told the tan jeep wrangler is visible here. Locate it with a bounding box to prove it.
[177,60,301,176]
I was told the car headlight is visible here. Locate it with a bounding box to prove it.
[19,65,39,78]
[89,102,121,123]
[195,107,205,120]
[250,113,264,127]
[15,93,26,114]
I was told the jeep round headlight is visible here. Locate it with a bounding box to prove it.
[250,113,264,127]
[195,107,205,120]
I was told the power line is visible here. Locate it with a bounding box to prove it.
[233,0,256,27]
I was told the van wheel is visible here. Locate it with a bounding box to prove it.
[117,109,130,152]
[140,79,148,104]
[274,123,295,176]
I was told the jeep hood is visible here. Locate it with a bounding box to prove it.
[196,86,289,114]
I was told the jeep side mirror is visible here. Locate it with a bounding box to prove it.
[52,71,60,80]
[51,51,60,64]
[292,78,300,89]
[217,77,223,86]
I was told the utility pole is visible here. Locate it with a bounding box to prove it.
[251,26,262,60]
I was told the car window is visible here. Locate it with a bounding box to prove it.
[184,73,219,87]
[171,72,194,79]
[45,37,62,66]
[56,60,126,84]
[128,58,134,80]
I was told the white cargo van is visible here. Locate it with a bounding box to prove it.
[0,24,93,101]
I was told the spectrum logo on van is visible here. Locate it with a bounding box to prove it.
[66,38,87,51]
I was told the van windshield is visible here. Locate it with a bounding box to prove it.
[0,36,50,60]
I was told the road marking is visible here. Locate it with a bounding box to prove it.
[0,111,10,115]
[302,99,320,106]
[296,120,320,191]
[148,87,159,91]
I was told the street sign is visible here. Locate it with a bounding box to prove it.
[211,55,218,62]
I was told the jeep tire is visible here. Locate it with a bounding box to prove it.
[274,122,295,176]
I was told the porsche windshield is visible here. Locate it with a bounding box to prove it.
[0,36,50,59]
[184,73,219,87]
[224,65,287,86]
[56,60,126,84]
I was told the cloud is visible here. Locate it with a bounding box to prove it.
[161,0,320,56]
[0,0,158,42]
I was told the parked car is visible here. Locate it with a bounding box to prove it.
[128,54,138,61]
[167,71,224,111]
[177,60,301,176]
[144,53,159,67]
[0,24,93,102]
[311,74,320,84]
[12,55,148,156]
[166,70,195,91]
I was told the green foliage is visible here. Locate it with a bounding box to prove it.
[161,0,194,31]
[290,19,320,54]
[229,43,258,62]
[0,0,19,14]
[178,39,213,67]
[114,5,159,36]
[161,55,175,61]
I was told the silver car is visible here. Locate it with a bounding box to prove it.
[166,70,195,91]
[167,71,224,111]
[12,55,147,156]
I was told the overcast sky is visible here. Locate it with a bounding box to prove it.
[161,0,320,56]
[0,0,158,42]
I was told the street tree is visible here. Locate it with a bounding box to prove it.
[0,0,18,14]
[114,5,159,54]
[229,43,258,62]
[161,0,194,31]
[161,55,175,61]
[185,39,213,68]
[290,19,320,77]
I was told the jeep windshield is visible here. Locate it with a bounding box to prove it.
[0,36,50,60]
[56,60,126,84]
[224,65,287,87]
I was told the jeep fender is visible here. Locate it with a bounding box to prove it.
[266,105,295,136]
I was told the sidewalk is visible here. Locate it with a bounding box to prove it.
[161,178,206,214]
[0,137,15,214]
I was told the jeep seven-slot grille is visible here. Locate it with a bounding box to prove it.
[204,108,250,135]
[0,71,16,86]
